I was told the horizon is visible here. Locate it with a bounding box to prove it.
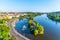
[0,0,60,12]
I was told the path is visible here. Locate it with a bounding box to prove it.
[8,19,30,40]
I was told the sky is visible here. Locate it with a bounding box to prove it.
[0,0,60,12]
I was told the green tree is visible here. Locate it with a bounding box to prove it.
[38,25,44,34]
[0,20,10,40]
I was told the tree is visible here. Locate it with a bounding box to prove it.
[34,30,38,36]
[38,25,44,34]
[0,20,10,40]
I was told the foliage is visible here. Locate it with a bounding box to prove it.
[47,14,60,22]
[19,12,42,20]
[5,16,11,21]
[28,16,44,36]
[0,20,7,24]
[38,25,44,34]
[34,30,38,36]
[0,19,10,40]
[11,35,16,40]
[19,12,44,39]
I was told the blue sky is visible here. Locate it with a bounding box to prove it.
[0,0,60,12]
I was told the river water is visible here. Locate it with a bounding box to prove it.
[15,14,60,40]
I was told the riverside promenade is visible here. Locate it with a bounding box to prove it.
[8,18,30,40]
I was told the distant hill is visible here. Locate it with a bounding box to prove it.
[47,11,60,14]
[0,11,60,14]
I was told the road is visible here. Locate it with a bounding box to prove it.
[8,19,30,40]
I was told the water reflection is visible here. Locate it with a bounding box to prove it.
[16,14,60,40]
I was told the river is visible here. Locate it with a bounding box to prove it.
[15,14,60,40]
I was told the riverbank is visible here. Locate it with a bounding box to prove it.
[8,18,30,40]
[16,14,60,40]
